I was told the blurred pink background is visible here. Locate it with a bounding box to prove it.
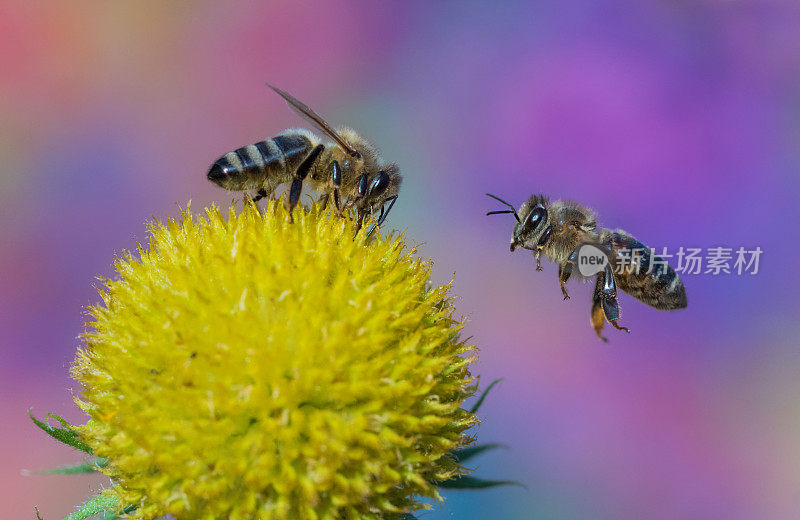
[2,1,800,519]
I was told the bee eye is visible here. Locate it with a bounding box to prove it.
[368,171,390,196]
[525,207,547,231]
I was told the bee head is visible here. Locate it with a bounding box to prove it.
[351,164,401,215]
[486,193,550,252]
[511,203,549,252]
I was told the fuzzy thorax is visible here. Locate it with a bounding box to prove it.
[512,195,599,264]
[72,200,477,520]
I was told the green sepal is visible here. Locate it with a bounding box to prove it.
[435,475,522,490]
[98,504,136,520]
[469,378,503,414]
[451,443,506,463]
[29,410,92,454]
[65,493,120,520]
[37,458,108,475]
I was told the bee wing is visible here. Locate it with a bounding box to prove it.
[267,84,358,156]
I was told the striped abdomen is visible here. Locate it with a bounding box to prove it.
[603,231,687,310]
[207,133,314,192]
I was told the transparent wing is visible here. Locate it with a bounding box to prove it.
[267,84,357,156]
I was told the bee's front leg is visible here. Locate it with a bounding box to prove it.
[534,249,543,271]
[367,195,398,238]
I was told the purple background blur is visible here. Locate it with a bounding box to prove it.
[2,2,799,519]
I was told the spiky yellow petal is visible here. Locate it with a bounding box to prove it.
[72,201,477,520]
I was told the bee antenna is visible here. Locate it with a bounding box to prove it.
[485,193,520,222]
[485,193,515,210]
[486,210,519,218]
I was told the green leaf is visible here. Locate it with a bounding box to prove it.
[451,443,506,463]
[435,475,522,490]
[37,458,108,475]
[32,485,130,519]
[469,378,503,414]
[65,493,119,520]
[29,410,92,454]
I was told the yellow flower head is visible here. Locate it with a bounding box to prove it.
[72,201,477,520]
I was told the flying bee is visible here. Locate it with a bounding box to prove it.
[486,193,687,341]
[207,85,401,232]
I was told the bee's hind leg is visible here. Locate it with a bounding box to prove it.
[287,144,324,222]
[603,298,630,334]
[590,298,608,342]
[592,265,630,340]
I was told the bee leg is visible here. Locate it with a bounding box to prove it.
[590,298,608,342]
[558,247,580,299]
[367,195,398,238]
[287,144,324,221]
[318,193,330,210]
[287,181,302,223]
[367,206,385,238]
[354,210,366,236]
[595,265,630,336]
[602,298,630,333]
[249,188,268,203]
[558,263,571,300]
[534,250,543,271]
[381,196,398,225]
[331,160,342,213]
